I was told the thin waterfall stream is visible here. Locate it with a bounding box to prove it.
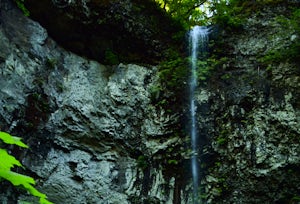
[189,26,209,203]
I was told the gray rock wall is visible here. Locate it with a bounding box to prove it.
[197,3,300,203]
[2,0,298,203]
[0,1,187,203]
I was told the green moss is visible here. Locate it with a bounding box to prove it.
[158,54,188,89]
[257,0,285,5]
[200,193,208,199]
[15,0,30,16]
[45,58,57,69]
[212,0,248,30]
[259,9,300,65]
[216,137,227,146]
[156,48,189,111]
[195,60,210,81]
[104,49,119,65]
[149,84,163,101]
[156,99,167,107]
[291,196,300,202]
[215,161,222,167]
[137,155,148,170]
[212,0,294,32]
[221,73,231,80]
[216,128,230,146]
[259,49,283,64]
[167,159,178,165]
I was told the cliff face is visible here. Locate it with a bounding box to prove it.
[0,1,187,203]
[0,0,299,203]
[198,2,300,203]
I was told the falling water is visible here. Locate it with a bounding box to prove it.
[189,26,209,204]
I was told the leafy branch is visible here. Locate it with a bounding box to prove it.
[0,131,53,204]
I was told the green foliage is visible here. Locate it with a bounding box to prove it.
[220,73,231,80]
[149,84,163,101]
[0,131,53,204]
[275,8,300,63]
[158,49,189,91]
[259,8,300,65]
[154,0,258,28]
[256,0,285,4]
[15,0,30,16]
[104,49,119,65]
[137,155,149,170]
[156,49,189,112]
[154,0,297,30]
[155,0,208,28]
[214,161,221,167]
[210,0,248,30]
[216,129,230,146]
[45,58,58,69]
[259,49,284,64]
[195,59,214,81]
[193,56,229,81]
[216,136,226,145]
[0,132,28,148]
[167,159,178,165]
[159,57,187,87]
[291,196,300,202]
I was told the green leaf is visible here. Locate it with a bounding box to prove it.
[0,131,29,148]
[0,169,54,204]
[0,149,22,170]
[0,131,53,204]
[40,197,54,204]
[0,170,35,186]
[25,184,47,199]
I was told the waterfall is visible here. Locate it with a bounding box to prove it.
[189,26,209,204]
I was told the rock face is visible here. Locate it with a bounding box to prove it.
[22,0,183,64]
[196,2,300,203]
[0,1,187,203]
[1,0,299,203]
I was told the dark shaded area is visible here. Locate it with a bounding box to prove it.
[22,0,184,64]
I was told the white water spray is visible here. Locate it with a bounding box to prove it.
[189,26,209,203]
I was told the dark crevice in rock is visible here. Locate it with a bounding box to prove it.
[22,0,184,64]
